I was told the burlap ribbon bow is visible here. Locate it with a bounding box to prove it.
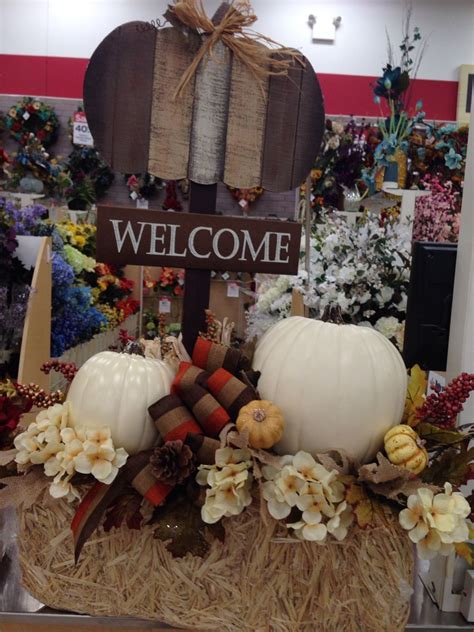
[71,337,256,560]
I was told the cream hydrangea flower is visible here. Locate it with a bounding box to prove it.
[198,447,253,524]
[14,402,72,466]
[399,483,471,560]
[13,403,129,501]
[263,450,352,542]
[74,437,128,484]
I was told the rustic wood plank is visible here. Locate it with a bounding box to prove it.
[291,58,325,189]
[223,56,268,189]
[112,22,156,173]
[261,56,303,192]
[188,40,232,185]
[148,28,200,181]
[83,25,120,165]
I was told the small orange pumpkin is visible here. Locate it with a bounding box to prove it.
[236,400,285,449]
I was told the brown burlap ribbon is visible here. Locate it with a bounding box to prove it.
[166,0,303,99]
[149,338,257,447]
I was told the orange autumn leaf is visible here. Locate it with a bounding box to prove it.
[455,542,474,566]
[403,364,428,427]
[346,483,377,528]
[346,482,365,505]
[354,499,375,529]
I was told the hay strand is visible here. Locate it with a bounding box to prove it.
[18,493,413,631]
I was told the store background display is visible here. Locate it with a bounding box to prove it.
[0,0,473,630]
[0,0,471,121]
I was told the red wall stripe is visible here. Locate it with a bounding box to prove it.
[0,54,459,121]
[318,73,459,121]
[0,54,88,99]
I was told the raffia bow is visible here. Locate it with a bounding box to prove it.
[166,0,304,99]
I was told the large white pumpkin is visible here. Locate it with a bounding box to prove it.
[252,317,407,463]
[66,351,175,454]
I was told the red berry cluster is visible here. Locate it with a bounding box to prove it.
[41,360,78,382]
[118,329,136,351]
[417,372,474,428]
[16,382,64,408]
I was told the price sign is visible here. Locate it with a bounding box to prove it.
[159,298,171,314]
[73,111,94,147]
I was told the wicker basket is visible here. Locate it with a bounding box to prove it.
[18,492,414,632]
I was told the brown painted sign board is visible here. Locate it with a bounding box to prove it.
[96,205,302,275]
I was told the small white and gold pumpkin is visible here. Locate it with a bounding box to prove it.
[384,425,428,475]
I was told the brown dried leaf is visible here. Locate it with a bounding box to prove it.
[316,449,355,475]
[0,449,17,467]
[358,453,439,501]
[0,468,48,510]
[359,453,412,485]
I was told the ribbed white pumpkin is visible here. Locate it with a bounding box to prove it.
[252,317,407,463]
[66,351,175,455]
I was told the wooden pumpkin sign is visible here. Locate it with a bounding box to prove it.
[83,1,325,192]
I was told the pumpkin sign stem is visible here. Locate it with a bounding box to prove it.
[253,409,266,422]
[321,305,345,325]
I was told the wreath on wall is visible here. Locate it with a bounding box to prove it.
[6,97,59,147]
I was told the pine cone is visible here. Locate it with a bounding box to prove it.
[150,440,196,486]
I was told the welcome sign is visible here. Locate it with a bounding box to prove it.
[96,206,302,274]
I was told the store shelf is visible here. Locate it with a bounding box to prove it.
[1,575,474,631]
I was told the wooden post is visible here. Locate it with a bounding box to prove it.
[182,182,218,354]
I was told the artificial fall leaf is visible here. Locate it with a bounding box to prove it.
[153,497,224,558]
[455,542,474,566]
[358,453,438,501]
[346,482,365,505]
[346,482,379,528]
[403,364,428,427]
[423,445,474,487]
[103,492,143,532]
[354,499,375,529]
[359,453,411,485]
[418,423,469,446]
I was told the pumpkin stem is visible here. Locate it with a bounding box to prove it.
[253,408,266,422]
[123,341,145,357]
[321,305,345,325]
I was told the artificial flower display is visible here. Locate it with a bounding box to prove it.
[0,203,139,358]
[247,211,410,347]
[6,97,59,146]
[413,175,461,243]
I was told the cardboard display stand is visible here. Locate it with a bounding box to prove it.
[17,237,51,391]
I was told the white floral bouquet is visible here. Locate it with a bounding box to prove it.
[246,211,411,348]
